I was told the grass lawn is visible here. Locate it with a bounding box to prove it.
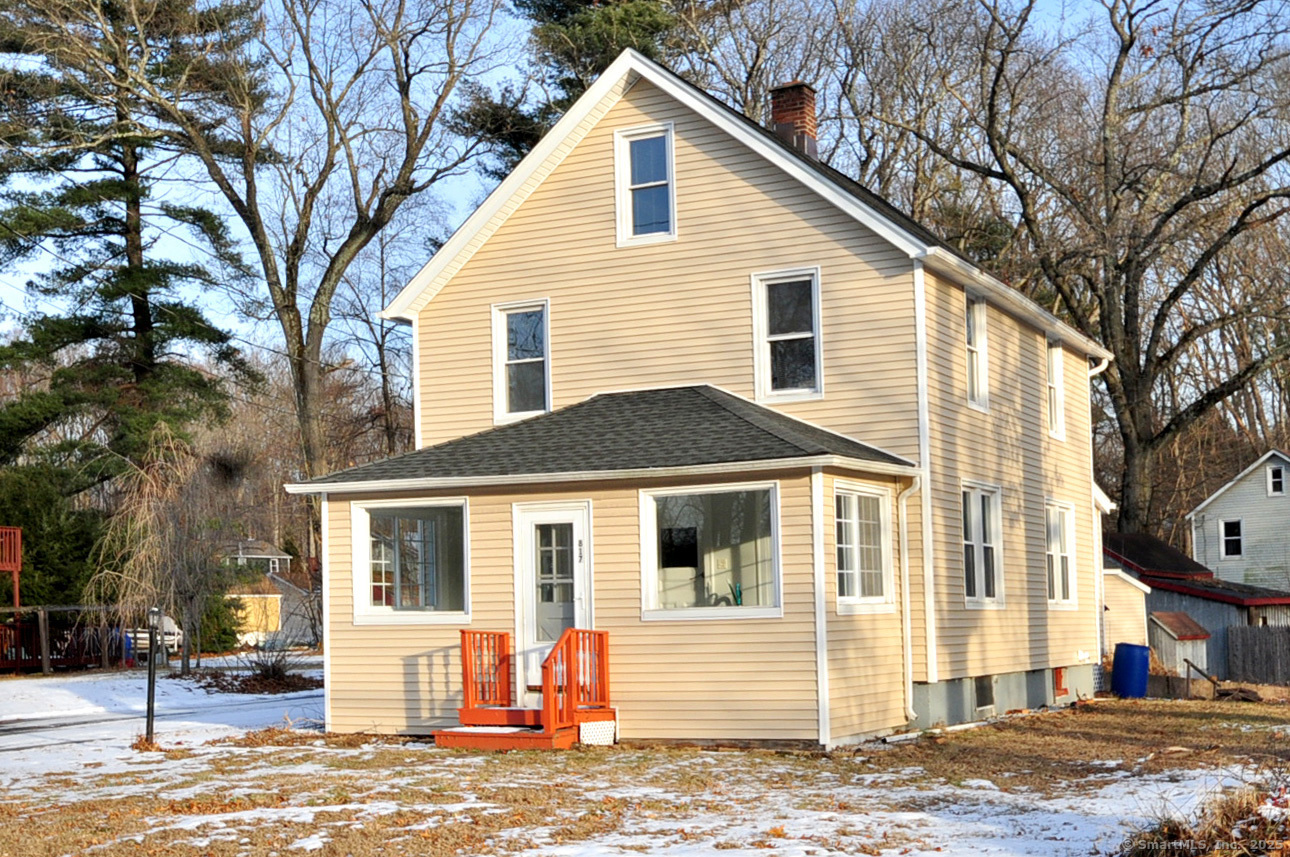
[3,698,1287,857]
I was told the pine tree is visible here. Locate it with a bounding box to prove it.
[0,0,261,477]
[454,0,679,179]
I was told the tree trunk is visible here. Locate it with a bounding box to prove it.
[1117,441,1155,534]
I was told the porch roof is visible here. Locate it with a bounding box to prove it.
[286,385,916,493]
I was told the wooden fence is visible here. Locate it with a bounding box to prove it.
[1227,625,1290,685]
[0,605,122,674]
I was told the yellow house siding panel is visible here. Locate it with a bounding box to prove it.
[1103,575,1149,648]
[415,79,921,464]
[325,471,821,741]
[822,471,910,740]
[923,270,1100,680]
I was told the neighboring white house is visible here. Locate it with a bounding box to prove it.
[1188,450,1290,590]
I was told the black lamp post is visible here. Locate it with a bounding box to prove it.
[145,606,160,744]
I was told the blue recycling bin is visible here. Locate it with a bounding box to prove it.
[1111,642,1150,698]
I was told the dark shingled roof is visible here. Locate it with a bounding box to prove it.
[1104,532,1211,577]
[1150,611,1211,641]
[1142,574,1290,605]
[304,386,913,487]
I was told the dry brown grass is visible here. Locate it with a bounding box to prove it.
[2,698,1286,857]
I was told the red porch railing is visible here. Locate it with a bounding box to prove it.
[461,629,512,709]
[541,628,610,734]
[0,528,20,610]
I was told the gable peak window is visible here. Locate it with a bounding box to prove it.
[754,267,822,400]
[1270,464,1285,496]
[1046,341,1065,439]
[493,300,550,422]
[1221,520,1243,558]
[966,295,989,408]
[615,124,676,246]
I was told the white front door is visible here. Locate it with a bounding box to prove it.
[515,501,592,706]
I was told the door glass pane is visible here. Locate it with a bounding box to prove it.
[535,523,575,642]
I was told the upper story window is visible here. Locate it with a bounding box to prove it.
[1269,464,1285,496]
[962,483,1001,604]
[966,295,989,409]
[352,500,470,625]
[1046,341,1065,440]
[1221,519,1243,558]
[1045,501,1075,605]
[492,299,550,423]
[753,267,822,401]
[835,483,893,612]
[641,482,781,620]
[615,124,676,247]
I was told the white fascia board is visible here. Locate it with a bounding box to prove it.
[1093,483,1116,514]
[381,49,931,321]
[1103,567,1152,594]
[1187,449,1290,519]
[283,454,919,495]
[920,248,1113,362]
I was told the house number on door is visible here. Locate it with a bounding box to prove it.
[578,539,584,563]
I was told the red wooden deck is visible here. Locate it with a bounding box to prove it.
[434,628,614,751]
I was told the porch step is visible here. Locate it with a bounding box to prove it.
[457,706,542,728]
[432,725,578,751]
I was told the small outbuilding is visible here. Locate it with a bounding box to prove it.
[1103,568,1150,649]
[1148,611,1211,676]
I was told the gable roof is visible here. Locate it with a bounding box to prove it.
[382,50,1111,361]
[1140,574,1290,607]
[1149,611,1210,641]
[286,385,916,494]
[1104,531,1210,578]
[1187,449,1290,518]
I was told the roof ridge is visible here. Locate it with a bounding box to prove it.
[690,386,826,456]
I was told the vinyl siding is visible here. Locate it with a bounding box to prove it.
[823,470,910,740]
[1102,573,1148,648]
[1191,452,1290,590]
[414,78,920,464]
[325,470,823,741]
[923,270,1099,679]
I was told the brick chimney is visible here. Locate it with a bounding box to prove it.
[769,81,818,159]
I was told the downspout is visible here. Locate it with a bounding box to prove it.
[898,475,922,722]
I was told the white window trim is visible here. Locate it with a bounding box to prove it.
[962,479,1004,608]
[751,265,824,403]
[1219,518,1244,559]
[833,479,895,615]
[1046,340,1066,441]
[1045,499,1078,610]
[491,298,552,425]
[350,497,471,626]
[638,480,783,621]
[966,295,989,411]
[1268,465,1285,497]
[614,122,677,248]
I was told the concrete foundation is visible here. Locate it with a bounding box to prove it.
[910,664,1094,729]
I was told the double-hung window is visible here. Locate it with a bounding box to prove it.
[615,124,676,246]
[492,300,550,422]
[966,296,989,408]
[641,482,781,619]
[1221,520,1243,558]
[1046,341,1065,439]
[1045,501,1075,605]
[962,484,1001,603]
[835,484,892,611]
[753,267,822,400]
[1270,465,1285,496]
[353,500,470,625]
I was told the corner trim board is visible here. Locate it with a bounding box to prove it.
[811,468,830,747]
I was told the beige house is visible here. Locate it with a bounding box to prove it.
[286,50,1113,748]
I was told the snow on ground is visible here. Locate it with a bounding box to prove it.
[0,663,322,788]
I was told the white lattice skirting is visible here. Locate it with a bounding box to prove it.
[579,719,617,746]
